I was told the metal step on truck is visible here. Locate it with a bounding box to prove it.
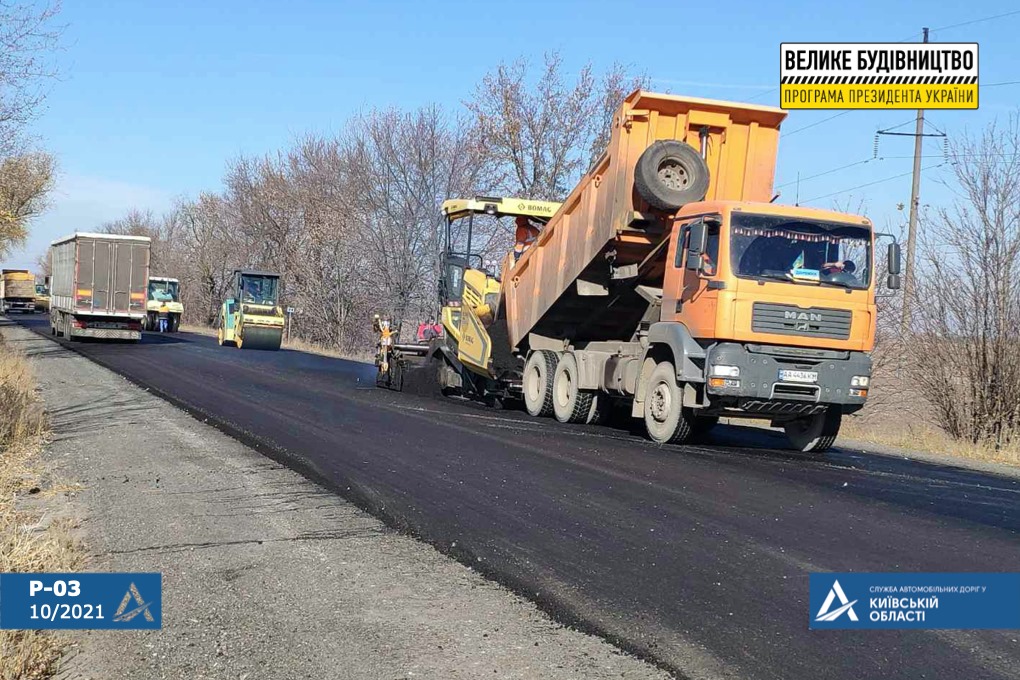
[49,232,151,342]
[375,90,900,453]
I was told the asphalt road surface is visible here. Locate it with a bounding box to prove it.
[19,317,1020,680]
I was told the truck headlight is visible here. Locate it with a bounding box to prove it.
[851,375,870,387]
[710,364,740,378]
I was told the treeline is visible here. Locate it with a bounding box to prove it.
[102,55,642,353]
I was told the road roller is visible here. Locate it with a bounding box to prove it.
[216,269,285,351]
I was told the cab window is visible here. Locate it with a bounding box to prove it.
[674,222,720,276]
[702,226,719,276]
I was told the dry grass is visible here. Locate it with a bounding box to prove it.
[835,344,1020,468]
[180,323,373,363]
[840,416,1020,468]
[0,334,84,680]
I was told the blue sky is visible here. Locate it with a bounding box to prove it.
[9,0,1020,269]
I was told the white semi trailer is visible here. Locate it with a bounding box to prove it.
[50,232,150,341]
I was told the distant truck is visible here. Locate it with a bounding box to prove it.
[144,276,183,332]
[49,233,150,341]
[1,269,37,313]
[34,276,50,313]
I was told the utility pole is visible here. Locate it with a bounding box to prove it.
[901,26,929,333]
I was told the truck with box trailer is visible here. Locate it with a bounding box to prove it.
[375,90,901,453]
[1,269,37,313]
[49,233,151,341]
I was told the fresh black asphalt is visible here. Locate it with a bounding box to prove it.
[20,317,1020,679]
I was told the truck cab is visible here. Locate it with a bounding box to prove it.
[145,276,184,332]
[634,200,900,449]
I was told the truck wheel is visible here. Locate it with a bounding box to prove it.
[643,361,695,445]
[552,353,596,424]
[523,350,557,417]
[784,409,841,453]
[634,140,710,211]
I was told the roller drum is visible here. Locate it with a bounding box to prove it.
[238,324,283,351]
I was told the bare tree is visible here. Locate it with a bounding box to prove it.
[0,151,53,257]
[908,114,1020,447]
[0,1,62,155]
[466,52,646,201]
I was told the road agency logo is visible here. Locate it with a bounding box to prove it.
[815,579,858,622]
[113,582,155,623]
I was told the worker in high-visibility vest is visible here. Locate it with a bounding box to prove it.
[513,216,540,262]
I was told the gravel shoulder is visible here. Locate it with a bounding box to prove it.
[5,322,667,680]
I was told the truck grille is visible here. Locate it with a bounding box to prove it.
[751,303,852,340]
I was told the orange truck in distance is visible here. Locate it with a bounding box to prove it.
[398,91,901,452]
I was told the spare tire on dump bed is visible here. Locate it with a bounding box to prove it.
[634,140,710,211]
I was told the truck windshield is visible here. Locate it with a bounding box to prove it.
[35,284,47,295]
[148,280,180,302]
[239,275,278,305]
[730,214,871,290]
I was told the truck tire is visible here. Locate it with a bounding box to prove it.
[523,350,557,417]
[552,352,596,424]
[784,408,841,453]
[643,361,695,445]
[634,140,710,211]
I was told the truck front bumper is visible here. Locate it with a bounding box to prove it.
[703,342,871,416]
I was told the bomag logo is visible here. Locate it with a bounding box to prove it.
[517,202,554,214]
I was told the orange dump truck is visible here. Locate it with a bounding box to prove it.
[406,90,901,452]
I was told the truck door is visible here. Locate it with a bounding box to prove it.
[93,240,112,312]
[665,217,721,339]
[112,242,131,313]
[129,242,148,314]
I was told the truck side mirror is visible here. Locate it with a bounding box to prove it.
[887,274,901,290]
[685,221,707,271]
[887,243,902,275]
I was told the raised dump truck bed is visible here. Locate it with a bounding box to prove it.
[502,91,787,351]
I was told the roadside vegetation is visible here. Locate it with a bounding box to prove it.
[0,4,76,676]
[0,331,84,680]
[96,54,645,355]
[0,1,59,260]
[841,115,1020,464]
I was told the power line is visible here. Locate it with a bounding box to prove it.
[776,158,874,189]
[800,163,945,204]
[783,111,854,137]
[891,9,1020,42]
[746,87,779,103]
[931,9,1020,33]
[984,81,1020,88]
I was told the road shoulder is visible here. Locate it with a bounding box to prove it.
[6,323,666,680]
